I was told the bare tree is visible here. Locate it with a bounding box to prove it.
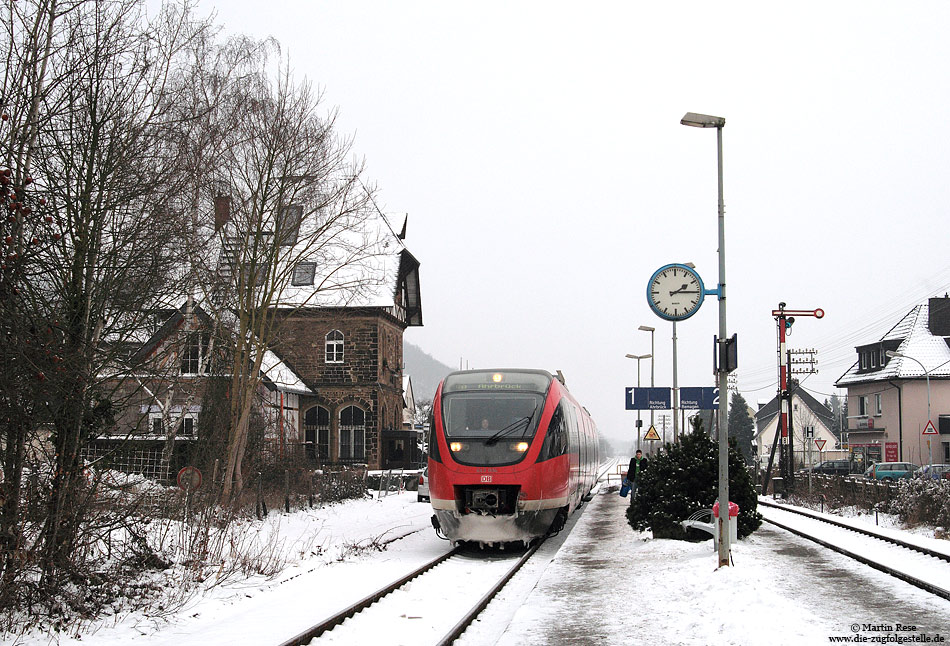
[183,41,386,503]
[0,0,213,609]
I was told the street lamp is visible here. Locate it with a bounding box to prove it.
[626,353,652,452]
[886,350,931,463]
[682,111,730,568]
[638,325,656,431]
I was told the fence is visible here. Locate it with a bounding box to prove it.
[781,474,897,511]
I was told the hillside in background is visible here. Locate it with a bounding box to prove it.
[404,342,454,403]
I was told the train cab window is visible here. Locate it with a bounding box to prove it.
[441,393,543,439]
[538,402,569,462]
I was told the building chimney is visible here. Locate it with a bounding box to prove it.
[214,195,231,231]
[928,296,950,336]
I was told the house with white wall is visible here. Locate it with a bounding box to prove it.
[835,297,950,466]
[754,385,838,470]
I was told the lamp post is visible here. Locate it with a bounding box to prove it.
[681,111,730,568]
[626,353,652,452]
[886,350,931,464]
[639,325,656,431]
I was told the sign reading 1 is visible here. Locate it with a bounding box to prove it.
[647,263,716,321]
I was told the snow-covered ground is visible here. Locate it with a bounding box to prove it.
[9,474,950,645]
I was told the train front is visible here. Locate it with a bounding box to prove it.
[428,370,565,546]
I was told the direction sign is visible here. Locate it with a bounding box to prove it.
[643,426,661,441]
[625,387,671,410]
[679,387,720,410]
[815,438,827,451]
[923,420,939,435]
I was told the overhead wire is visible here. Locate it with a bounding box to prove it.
[733,267,950,399]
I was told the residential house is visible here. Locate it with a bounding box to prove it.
[754,384,837,470]
[95,203,423,481]
[835,296,950,466]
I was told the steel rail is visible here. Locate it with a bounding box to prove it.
[276,545,462,646]
[759,504,950,601]
[758,499,950,563]
[435,539,543,646]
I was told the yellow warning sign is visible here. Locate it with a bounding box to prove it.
[643,426,661,441]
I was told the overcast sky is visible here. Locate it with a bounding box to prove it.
[186,1,950,448]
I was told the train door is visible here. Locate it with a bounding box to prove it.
[568,404,580,503]
[579,414,588,489]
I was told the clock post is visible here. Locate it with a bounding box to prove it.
[681,111,731,568]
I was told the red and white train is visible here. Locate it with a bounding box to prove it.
[428,369,600,546]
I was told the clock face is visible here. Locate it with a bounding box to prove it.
[647,264,706,321]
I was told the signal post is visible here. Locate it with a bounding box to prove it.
[761,303,823,496]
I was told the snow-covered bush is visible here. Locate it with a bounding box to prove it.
[887,477,950,528]
[626,420,761,540]
[627,418,762,540]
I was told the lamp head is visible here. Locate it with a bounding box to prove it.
[681,112,725,128]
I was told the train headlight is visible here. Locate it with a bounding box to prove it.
[511,441,529,452]
[449,442,465,452]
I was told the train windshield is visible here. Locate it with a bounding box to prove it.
[441,392,545,439]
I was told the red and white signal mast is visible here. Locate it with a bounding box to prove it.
[762,303,824,493]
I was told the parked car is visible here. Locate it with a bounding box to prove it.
[802,460,852,477]
[417,467,430,502]
[916,464,950,480]
[865,462,920,481]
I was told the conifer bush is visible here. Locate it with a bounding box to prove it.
[626,419,762,540]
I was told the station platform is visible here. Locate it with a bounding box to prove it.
[490,479,950,645]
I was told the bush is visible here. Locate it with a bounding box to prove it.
[626,420,762,540]
[887,477,950,528]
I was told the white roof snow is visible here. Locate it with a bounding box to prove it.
[836,303,950,385]
[260,348,313,395]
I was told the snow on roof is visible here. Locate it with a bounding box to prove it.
[260,348,313,395]
[836,302,950,386]
[277,210,408,309]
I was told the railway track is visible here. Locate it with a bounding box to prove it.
[277,540,543,646]
[759,499,950,601]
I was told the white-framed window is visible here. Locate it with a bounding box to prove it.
[874,393,882,415]
[339,405,365,460]
[326,330,344,363]
[179,414,197,437]
[180,333,208,375]
[145,407,198,437]
[292,262,315,286]
[858,396,868,416]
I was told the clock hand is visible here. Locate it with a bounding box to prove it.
[669,283,690,296]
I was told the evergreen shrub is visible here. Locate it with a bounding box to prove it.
[626,419,762,540]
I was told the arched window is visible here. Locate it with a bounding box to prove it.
[340,405,366,461]
[304,406,330,460]
[325,330,344,363]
